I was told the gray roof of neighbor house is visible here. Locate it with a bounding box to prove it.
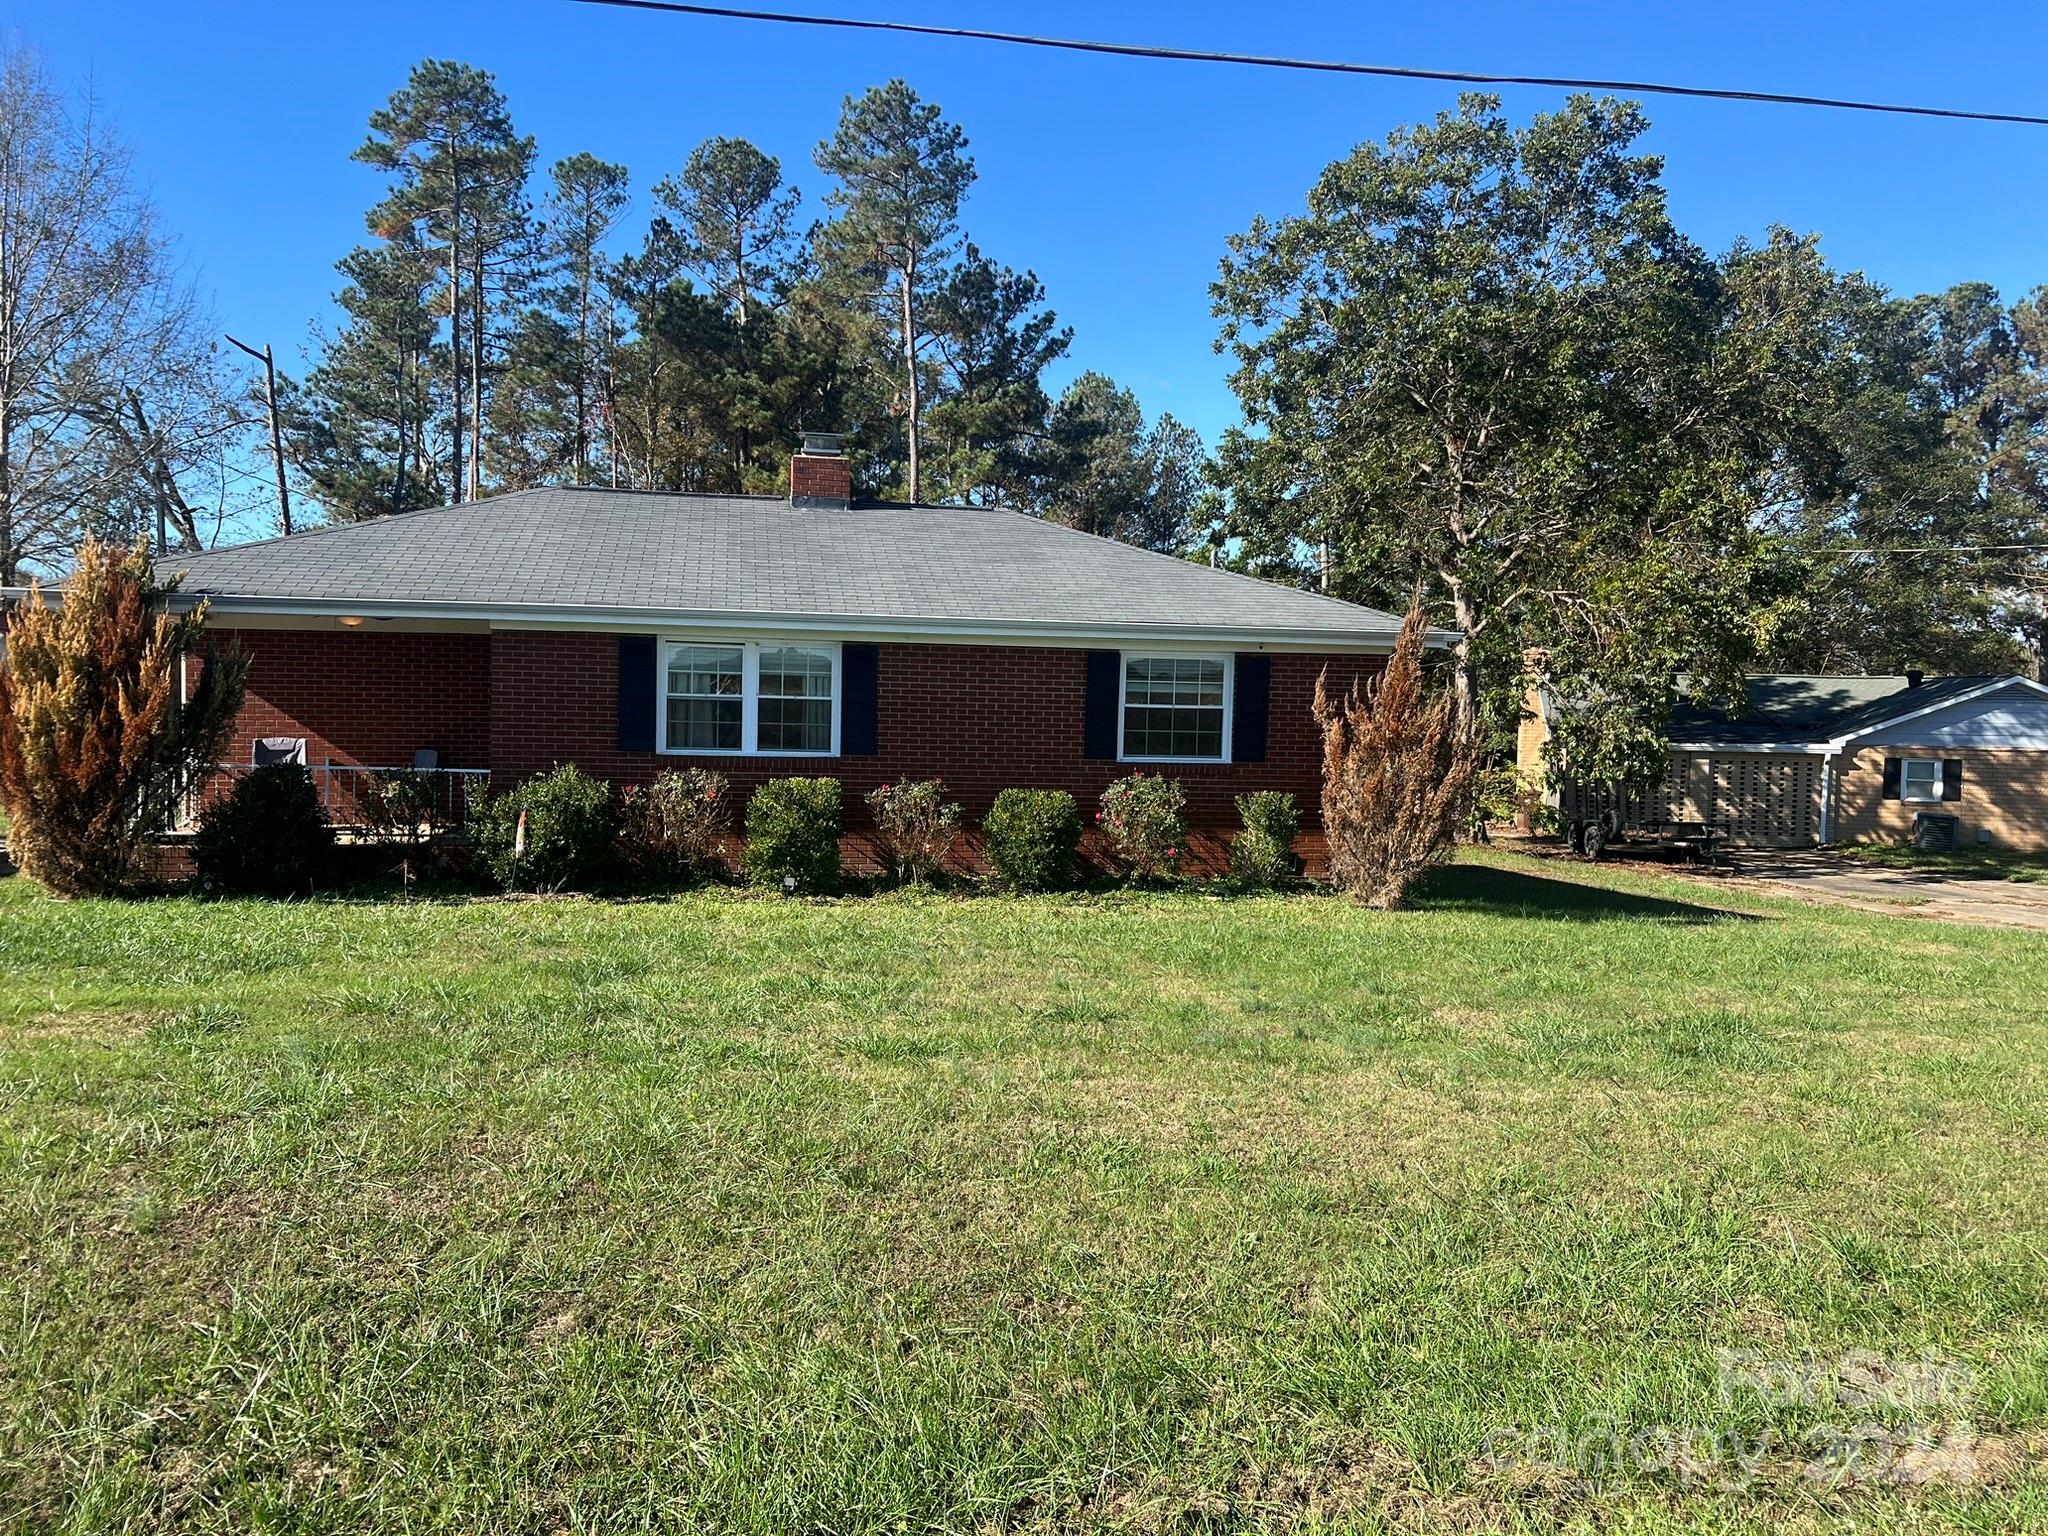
[1668,673,2008,745]
[148,488,1407,646]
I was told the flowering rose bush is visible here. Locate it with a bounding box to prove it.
[867,777,962,884]
[617,768,731,884]
[1098,772,1187,882]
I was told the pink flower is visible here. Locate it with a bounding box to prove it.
[1165,847,1178,857]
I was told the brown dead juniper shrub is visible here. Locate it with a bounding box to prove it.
[0,537,245,895]
[1313,598,1477,909]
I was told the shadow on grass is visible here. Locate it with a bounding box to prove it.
[1412,863,1760,924]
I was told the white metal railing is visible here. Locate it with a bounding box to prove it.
[186,763,490,833]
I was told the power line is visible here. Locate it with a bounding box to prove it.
[573,0,2048,128]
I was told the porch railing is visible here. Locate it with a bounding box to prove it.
[185,763,490,834]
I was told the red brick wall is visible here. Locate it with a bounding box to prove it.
[489,631,1381,872]
[208,626,1383,873]
[206,627,491,770]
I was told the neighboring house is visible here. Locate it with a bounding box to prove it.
[11,439,1411,871]
[1522,672,2048,849]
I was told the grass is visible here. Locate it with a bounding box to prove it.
[1837,842,2048,883]
[3,850,2047,1533]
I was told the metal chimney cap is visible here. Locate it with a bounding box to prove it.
[800,431,844,457]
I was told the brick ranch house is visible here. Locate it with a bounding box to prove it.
[82,440,1414,873]
[1522,671,2048,850]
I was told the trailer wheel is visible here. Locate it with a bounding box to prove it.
[1565,820,1585,854]
[1581,823,1608,860]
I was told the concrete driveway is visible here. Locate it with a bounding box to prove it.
[1719,849,2048,930]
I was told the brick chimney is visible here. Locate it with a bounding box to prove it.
[791,431,851,509]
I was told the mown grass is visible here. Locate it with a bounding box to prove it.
[2,850,2046,1533]
[1838,842,2048,884]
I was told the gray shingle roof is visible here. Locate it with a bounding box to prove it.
[162,488,1404,644]
[1669,674,2006,744]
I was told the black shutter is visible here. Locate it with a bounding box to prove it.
[842,643,879,756]
[617,635,656,752]
[1083,650,1120,759]
[1881,756,1901,799]
[1232,653,1271,763]
[1942,758,1964,801]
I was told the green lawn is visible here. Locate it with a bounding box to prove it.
[1838,842,2048,883]
[3,852,2046,1533]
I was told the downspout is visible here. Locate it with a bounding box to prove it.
[1817,751,1833,846]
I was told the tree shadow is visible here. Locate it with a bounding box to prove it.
[1412,863,1761,924]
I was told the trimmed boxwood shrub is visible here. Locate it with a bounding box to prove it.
[983,788,1081,892]
[744,776,841,892]
[192,763,334,895]
[472,764,615,892]
[1230,790,1300,889]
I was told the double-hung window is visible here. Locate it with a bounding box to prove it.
[1120,653,1231,762]
[662,640,839,756]
[1900,758,1944,802]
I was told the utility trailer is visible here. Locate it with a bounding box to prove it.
[1563,805,1727,866]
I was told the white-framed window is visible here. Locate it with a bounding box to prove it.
[1119,652,1232,763]
[1900,758,1944,802]
[661,639,840,757]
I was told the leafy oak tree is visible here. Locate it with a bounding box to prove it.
[1215,94,1801,775]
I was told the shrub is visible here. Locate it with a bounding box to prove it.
[867,778,961,884]
[0,537,245,895]
[744,776,841,892]
[192,764,334,895]
[362,768,444,848]
[1230,790,1300,889]
[472,764,615,892]
[982,788,1081,892]
[1097,772,1187,882]
[618,768,731,884]
[1314,598,1478,908]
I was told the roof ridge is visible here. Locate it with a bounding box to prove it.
[175,489,546,563]
[958,500,1405,625]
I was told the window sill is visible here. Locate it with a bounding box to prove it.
[660,749,839,759]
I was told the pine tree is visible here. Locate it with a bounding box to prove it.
[924,245,1069,506]
[815,81,974,503]
[545,153,629,483]
[655,137,799,329]
[283,237,448,520]
[355,60,532,504]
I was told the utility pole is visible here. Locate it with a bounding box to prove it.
[226,334,293,536]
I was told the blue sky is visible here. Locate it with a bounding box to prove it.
[10,0,2046,449]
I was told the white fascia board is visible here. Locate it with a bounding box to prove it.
[179,594,1404,653]
[1823,677,2048,750]
[1668,741,1829,755]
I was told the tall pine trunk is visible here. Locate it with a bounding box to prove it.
[448,175,465,506]
[900,255,920,503]
[468,251,485,500]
